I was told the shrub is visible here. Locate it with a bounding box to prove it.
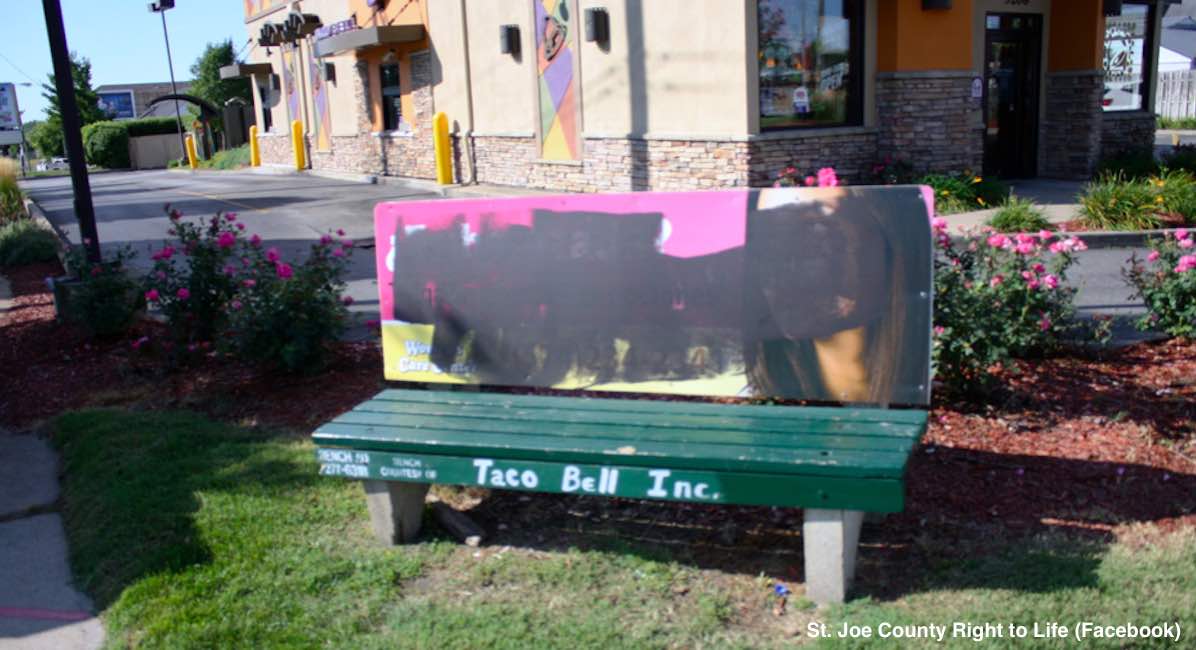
[1162,145,1196,177]
[198,145,250,170]
[1096,147,1158,180]
[0,220,59,267]
[1158,116,1196,130]
[922,172,1009,214]
[144,207,246,345]
[125,117,182,138]
[62,244,141,339]
[931,218,1085,395]
[224,234,354,372]
[986,196,1050,233]
[1152,169,1196,224]
[0,175,25,224]
[1078,173,1161,231]
[771,165,841,188]
[81,121,131,169]
[0,156,19,180]
[867,157,918,185]
[1124,229,1196,339]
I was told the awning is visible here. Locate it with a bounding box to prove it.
[219,63,275,80]
[313,25,426,58]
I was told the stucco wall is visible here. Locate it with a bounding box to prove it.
[877,0,973,72]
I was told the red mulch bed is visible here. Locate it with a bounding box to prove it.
[3,260,1193,594]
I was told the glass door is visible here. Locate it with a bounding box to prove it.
[983,13,1042,179]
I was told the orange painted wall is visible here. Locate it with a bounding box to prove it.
[349,0,428,29]
[1048,1,1104,71]
[877,0,973,72]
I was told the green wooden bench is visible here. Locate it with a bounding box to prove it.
[314,187,933,604]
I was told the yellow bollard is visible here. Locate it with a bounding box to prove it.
[249,125,261,167]
[184,133,198,170]
[433,112,452,185]
[291,119,306,171]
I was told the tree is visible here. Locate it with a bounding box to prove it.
[36,52,105,158]
[189,40,251,109]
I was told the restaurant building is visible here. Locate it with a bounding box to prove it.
[232,0,1171,191]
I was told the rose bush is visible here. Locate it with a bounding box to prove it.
[931,218,1086,395]
[142,206,355,371]
[1124,228,1196,338]
[222,233,354,372]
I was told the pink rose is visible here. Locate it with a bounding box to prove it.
[217,232,236,249]
[225,212,237,222]
[231,300,243,310]
[275,262,294,279]
[1038,230,1054,241]
[336,229,345,237]
[1148,250,1161,262]
[804,176,816,187]
[332,248,345,258]
[1175,228,1189,240]
[1015,242,1035,255]
[930,217,948,231]
[250,234,262,247]
[1043,274,1059,289]
[1032,263,1046,274]
[989,274,1004,288]
[236,223,246,231]
[1180,238,1194,249]
[320,234,333,245]
[816,167,839,187]
[242,279,257,288]
[266,247,280,263]
[145,289,160,302]
[177,287,190,300]
[342,295,354,306]
[987,234,1010,249]
[1039,315,1051,332]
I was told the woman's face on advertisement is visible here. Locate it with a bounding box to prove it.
[752,189,888,340]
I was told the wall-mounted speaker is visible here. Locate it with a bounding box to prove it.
[500,25,520,56]
[922,0,951,9]
[585,8,610,45]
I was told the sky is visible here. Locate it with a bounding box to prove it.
[1,1,250,123]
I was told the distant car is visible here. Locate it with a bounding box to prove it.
[36,157,69,172]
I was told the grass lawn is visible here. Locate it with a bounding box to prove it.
[56,409,1194,649]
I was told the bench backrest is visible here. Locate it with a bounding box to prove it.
[374,187,933,407]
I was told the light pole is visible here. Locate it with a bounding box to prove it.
[149,0,187,162]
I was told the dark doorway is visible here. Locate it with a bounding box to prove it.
[983,13,1042,179]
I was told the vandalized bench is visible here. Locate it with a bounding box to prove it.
[313,187,933,604]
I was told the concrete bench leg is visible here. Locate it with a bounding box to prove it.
[362,480,430,545]
[802,509,864,605]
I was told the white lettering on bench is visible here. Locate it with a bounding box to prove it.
[472,459,540,489]
[561,465,618,495]
[319,463,368,478]
[646,469,716,501]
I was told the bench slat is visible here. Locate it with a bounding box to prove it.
[369,389,929,425]
[313,421,915,479]
[336,409,919,454]
[315,447,907,512]
[351,399,924,440]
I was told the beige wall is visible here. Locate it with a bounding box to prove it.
[577,0,750,138]
[461,1,539,135]
[427,0,473,133]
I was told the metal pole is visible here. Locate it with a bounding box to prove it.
[161,9,187,161]
[41,0,100,263]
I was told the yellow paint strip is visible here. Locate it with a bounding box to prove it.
[176,190,266,213]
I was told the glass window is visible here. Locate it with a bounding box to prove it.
[380,62,405,131]
[757,0,863,129]
[1103,2,1155,112]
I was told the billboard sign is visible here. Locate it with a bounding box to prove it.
[373,187,934,407]
[98,91,136,120]
[0,83,20,131]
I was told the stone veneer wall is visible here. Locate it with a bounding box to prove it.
[1100,111,1157,159]
[1040,71,1104,180]
[747,130,877,186]
[470,136,751,192]
[257,131,293,167]
[875,71,983,174]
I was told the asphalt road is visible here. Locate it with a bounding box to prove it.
[22,169,444,335]
[21,169,1150,339]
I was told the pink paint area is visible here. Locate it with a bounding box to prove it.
[918,185,936,218]
[373,191,750,321]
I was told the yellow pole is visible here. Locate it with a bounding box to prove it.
[184,133,198,170]
[291,119,306,171]
[433,112,452,185]
[249,124,261,167]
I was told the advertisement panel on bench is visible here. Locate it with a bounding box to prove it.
[373,187,933,406]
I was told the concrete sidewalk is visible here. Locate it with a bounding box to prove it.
[941,178,1084,234]
[0,428,103,649]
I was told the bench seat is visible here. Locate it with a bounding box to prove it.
[313,389,927,513]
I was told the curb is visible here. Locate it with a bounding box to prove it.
[22,198,73,268]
